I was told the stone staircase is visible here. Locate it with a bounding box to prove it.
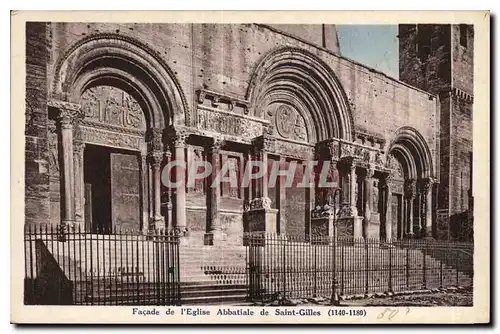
[178,245,248,305]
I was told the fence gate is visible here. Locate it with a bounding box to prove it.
[24,225,181,306]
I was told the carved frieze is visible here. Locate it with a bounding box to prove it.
[197,107,264,139]
[80,86,146,130]
[80,126,142,151]
[272,140,313,160]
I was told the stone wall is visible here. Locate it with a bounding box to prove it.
[47,23,438,151]
[26,22,50,227]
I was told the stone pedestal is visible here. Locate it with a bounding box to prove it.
[245,208,279,234]
[310,213,336,245]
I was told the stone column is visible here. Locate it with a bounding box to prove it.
[363,166,374,239]
[139,153,149,233]
[149,151,165,230]
[404,179,416,237]
[278,156,287,235]
[348,159,358,216]
[172,130,188,233]
[73,140,85,230]
[163,150,173,230]
[50,101,83,232]
[382,173,393,242]
[205,138,225,245]
[245,135,278,234]
[422,178,434,238]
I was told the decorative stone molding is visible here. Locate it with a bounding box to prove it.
[452,87,473,103]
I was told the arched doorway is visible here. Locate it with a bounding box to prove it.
[245,47,354,238]
[48,34,188,233]
[386,127,435,239]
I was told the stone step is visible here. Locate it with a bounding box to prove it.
[181,288,247,299]
[181,294,247,305]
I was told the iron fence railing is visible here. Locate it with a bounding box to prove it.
[24,224,181,306]
[245,233,473,303]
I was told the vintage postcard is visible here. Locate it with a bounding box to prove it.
[10,10,490,324]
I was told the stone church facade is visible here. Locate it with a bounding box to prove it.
[25,23,473,244]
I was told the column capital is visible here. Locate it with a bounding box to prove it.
[419,177,436,192]
[73,140,85,155]
[148,151,163,168]
[208,137,225,154]
[49,100,84,127]
[167,127,190,148]
[361,165,375,179]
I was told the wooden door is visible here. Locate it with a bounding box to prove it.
[110,153,141,232]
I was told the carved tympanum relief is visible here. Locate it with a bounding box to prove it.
[266,103,308,142]
[81,86,146,130]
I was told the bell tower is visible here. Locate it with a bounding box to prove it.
[398,24,474,240]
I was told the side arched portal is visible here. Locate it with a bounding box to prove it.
[386,127,436,239]
[49,34,188,233]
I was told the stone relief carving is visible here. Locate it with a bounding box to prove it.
[81,126,142,150]
[244,197,272,211]
[80,86,145,130]
[47,123,60,178]
[271,104,308,142]
[197,108,263,139]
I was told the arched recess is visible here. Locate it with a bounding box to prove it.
[386,127,435,179]
[51,33,189,128]
[246,47,354,143]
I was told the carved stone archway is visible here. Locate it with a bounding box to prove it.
[48,34,189,233]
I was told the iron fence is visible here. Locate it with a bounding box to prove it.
[24,224,181,305]
[245,233,473,302]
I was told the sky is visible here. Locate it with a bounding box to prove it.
[337,25,399,79]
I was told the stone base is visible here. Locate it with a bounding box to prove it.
[310,215,335,243]
[337,216,364,239]
[244,208,279,234]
